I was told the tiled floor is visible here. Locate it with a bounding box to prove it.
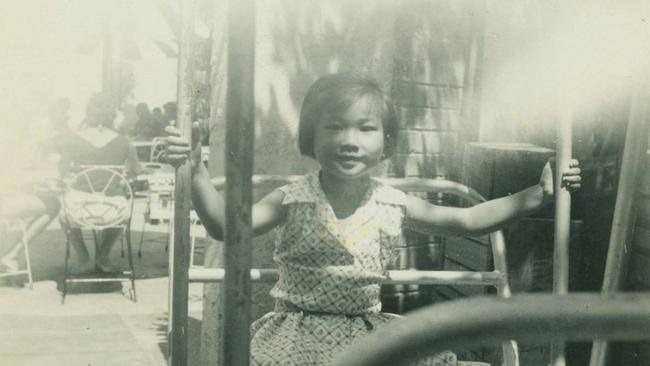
[0,279,203,366]
[0,199,205,366]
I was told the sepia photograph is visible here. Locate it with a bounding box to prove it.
[0,1,649,365]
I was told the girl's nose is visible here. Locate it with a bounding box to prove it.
[338,143,359,153]
[337,130,359,152]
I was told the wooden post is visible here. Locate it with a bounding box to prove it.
[589,90,650,366]
[168,0,195,365]
[222,1,256,365]
[551,107,572,366]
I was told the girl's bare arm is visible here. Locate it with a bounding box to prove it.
[164,123,287,241]
[191,162,287,241]
[404,159,581,237]
[404,185,544,237]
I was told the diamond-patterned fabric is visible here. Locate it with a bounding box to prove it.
[269,172,405,316]
[250,172,488,366]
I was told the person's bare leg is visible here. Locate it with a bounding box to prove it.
[95,228,122,272]
[66,227,94,273]
[1,215,50,271]
[1,192,55,219]
[1,194,60,271]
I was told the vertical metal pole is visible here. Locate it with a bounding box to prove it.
[589,90,650,366]
[168,0,195,365]
[551,107,572,366]
[491,230,519,366]
[222,1,256,365]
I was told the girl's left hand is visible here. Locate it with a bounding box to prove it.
[539,158,582,203]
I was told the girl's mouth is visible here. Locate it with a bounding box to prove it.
[336,154,362,161]
[335,155,363,169]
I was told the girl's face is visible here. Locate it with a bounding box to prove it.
[313,96,384,180]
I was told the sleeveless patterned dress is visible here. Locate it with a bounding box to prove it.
[249,172,487,366]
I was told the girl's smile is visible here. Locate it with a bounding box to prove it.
[313,96,385,180]
[335,154,363,169]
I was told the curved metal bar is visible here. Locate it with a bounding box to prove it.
[330,294,650,366]
[150,137,167,163]
[211,175,486,203]
[378,177,486,203]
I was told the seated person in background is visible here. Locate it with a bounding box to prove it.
[162,101,177,127]
[0,97,69,275]
[151,107,167,138]
[59,92,143,273]
[134,102,154,140]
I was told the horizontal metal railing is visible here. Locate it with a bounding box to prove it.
[329,293,650,366]
[210,175,486,202]
[191,175,508,291]
[188,268,506,286]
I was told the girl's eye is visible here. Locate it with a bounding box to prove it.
[360,125,379,132]
[324,124,343,130]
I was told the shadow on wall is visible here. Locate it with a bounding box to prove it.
[392,0,470,88]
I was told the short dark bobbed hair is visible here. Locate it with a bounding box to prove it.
[84,92,116,129]
[298,73,398,160]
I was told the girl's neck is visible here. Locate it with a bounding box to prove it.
[319,171,371,219]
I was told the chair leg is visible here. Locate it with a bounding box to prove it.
[62,231,71,304]
[20,223,33,289]
[0,220,33,289]
[137,218,146,258]
[92,229,99,259]
[189,234,196,268]
[125,227,137,302]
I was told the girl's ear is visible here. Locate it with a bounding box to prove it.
[382,132,393,160]
[380,146,388,160]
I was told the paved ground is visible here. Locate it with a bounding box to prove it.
[0,199,205,366]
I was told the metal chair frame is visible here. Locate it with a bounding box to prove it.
[330,293,650,366]
[150,137,168,163]
[188,210,206,268]
[134,167,204,264]
[187,175,519,366]
[60,166,137,303]
[137,167,175,257]
[0,218,33,288]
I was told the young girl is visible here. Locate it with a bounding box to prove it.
[164,73,581,366]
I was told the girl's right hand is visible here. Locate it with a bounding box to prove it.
[163,122,201,169]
